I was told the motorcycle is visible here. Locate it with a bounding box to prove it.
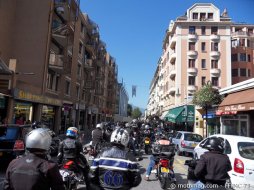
[59,160,85,190]
[155,146,176,189]
[83,141,97,165]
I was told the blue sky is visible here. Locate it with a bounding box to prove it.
[80,0,254,109]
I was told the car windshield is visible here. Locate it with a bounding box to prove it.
[184,133,203,142]
[0,127,18,140]
[238,142,254,160]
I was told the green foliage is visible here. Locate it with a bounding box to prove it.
[192,82,222,109]
[132,107,142,119]
[127,104,133,117]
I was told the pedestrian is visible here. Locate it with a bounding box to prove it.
[3,128,64,190]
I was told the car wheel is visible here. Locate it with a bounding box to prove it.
[176,146,182,156]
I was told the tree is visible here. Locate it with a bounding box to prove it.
[127,104,133,117]
[132,107,142,119]
[192,82,223,137]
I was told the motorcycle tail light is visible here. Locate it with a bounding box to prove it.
[13,140,24,151]
[234,158,244,174]
[160,159,169,168]
[63,161,74,169]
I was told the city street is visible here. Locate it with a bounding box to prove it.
[0,154,190,190]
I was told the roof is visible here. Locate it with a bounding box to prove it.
[211,134,254,142]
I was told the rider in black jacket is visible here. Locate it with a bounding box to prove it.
[194,137,232,187]
[4,128,64,190]
[57,127,90,189]
[90,128,141,190]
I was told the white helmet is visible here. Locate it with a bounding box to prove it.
[25,128,52,151]
[96,123,103,129]
[110,128,130,147]
[145,125,150,130]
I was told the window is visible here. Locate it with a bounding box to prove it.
[212,77,219,86]
[240,53,246,61]
[188,59,195,68]
[208,13,213,20]
[47,72,59,91]
[202,76,206,86]
[240,68,247,77]
[77,64,81,76]
[200,13,206,21]
[81,22,85,34]
[79,42,83,54]
[201,59,206,69]
[247,39,250,47]
[232,69,238,77]
[248,69,251,77]
[239,39,245,46]
[238,142,254,160]
[201,26,206,35]
[211,26,218,34]
[189,42,195,50]
[189,26,196,34]
[65,80,70,95]
[76,85,80,99]
[193,13,198,20]
[211,60,218,68]
[248,54,251,62]
[211,42,219,51]
[232,54,237,62]
[201,42,206,51]
[188,76,195,85]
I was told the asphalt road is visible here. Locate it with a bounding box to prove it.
[0,153,191,190]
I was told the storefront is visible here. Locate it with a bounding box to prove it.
[216,88,254,137]
[164,105,195,131]
[0,94,9,124]
[13,89,62,130]
[202,111,220,136]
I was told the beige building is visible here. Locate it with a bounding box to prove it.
[148,3,232,134]
[0,0,118,133]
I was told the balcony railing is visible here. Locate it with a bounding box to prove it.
[231,31,254,37]
[49,52,64,69]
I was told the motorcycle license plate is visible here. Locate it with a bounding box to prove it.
[161,167,169,173]
[145,140,150,144]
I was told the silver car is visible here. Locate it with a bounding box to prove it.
[172,131,203,156]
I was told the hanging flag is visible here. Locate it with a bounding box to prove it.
[132,85,137,97]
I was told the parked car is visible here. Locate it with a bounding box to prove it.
[172,131,203,156]
[0,124,33,162]
[194,134,254,189]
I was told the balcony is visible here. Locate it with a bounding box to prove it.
[169,69,176,79]
[187,67,198,75]
[49,52,64,72]
[67,46,73,56]
[169,36,176,49]
[95,88,104,95]
[84,59,94,69]
[187,85,197,92]
[210,68,221,76]
[210,34,220,41]
[187,50,198,57]
[210,51,220,58]
[85,41,95,53]
[169,52,176,63]
[231,31,254,37]
[169,86,176,95]
[188,33,197,41]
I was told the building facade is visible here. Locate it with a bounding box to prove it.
[0,0,118,133]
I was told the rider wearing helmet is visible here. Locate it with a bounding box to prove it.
[91,123,104,146]
[194,137,232,187]
[4,128,64,190]
[57,127,90,189]
[90,128,141,189]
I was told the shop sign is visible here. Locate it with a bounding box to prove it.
[14,89,61,106]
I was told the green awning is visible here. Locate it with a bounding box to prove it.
[164,105,195,123]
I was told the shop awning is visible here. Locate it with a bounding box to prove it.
[216,88,254,115]
[160,111,168,119]
[165,105,195,123]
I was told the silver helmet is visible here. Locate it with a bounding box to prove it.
[110,128,130,147]
[25,128,52,151]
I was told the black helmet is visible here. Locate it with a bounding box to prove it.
[206,137,224,152]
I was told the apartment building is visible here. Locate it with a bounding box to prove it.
[148,3,232,132]
[231,24,254,84]
[0,0,118,133]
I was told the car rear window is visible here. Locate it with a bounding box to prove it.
[184,133,203,142]
[0,127,19,140]
[238,142,254,160]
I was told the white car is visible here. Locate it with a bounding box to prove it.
[194,134,254,189]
